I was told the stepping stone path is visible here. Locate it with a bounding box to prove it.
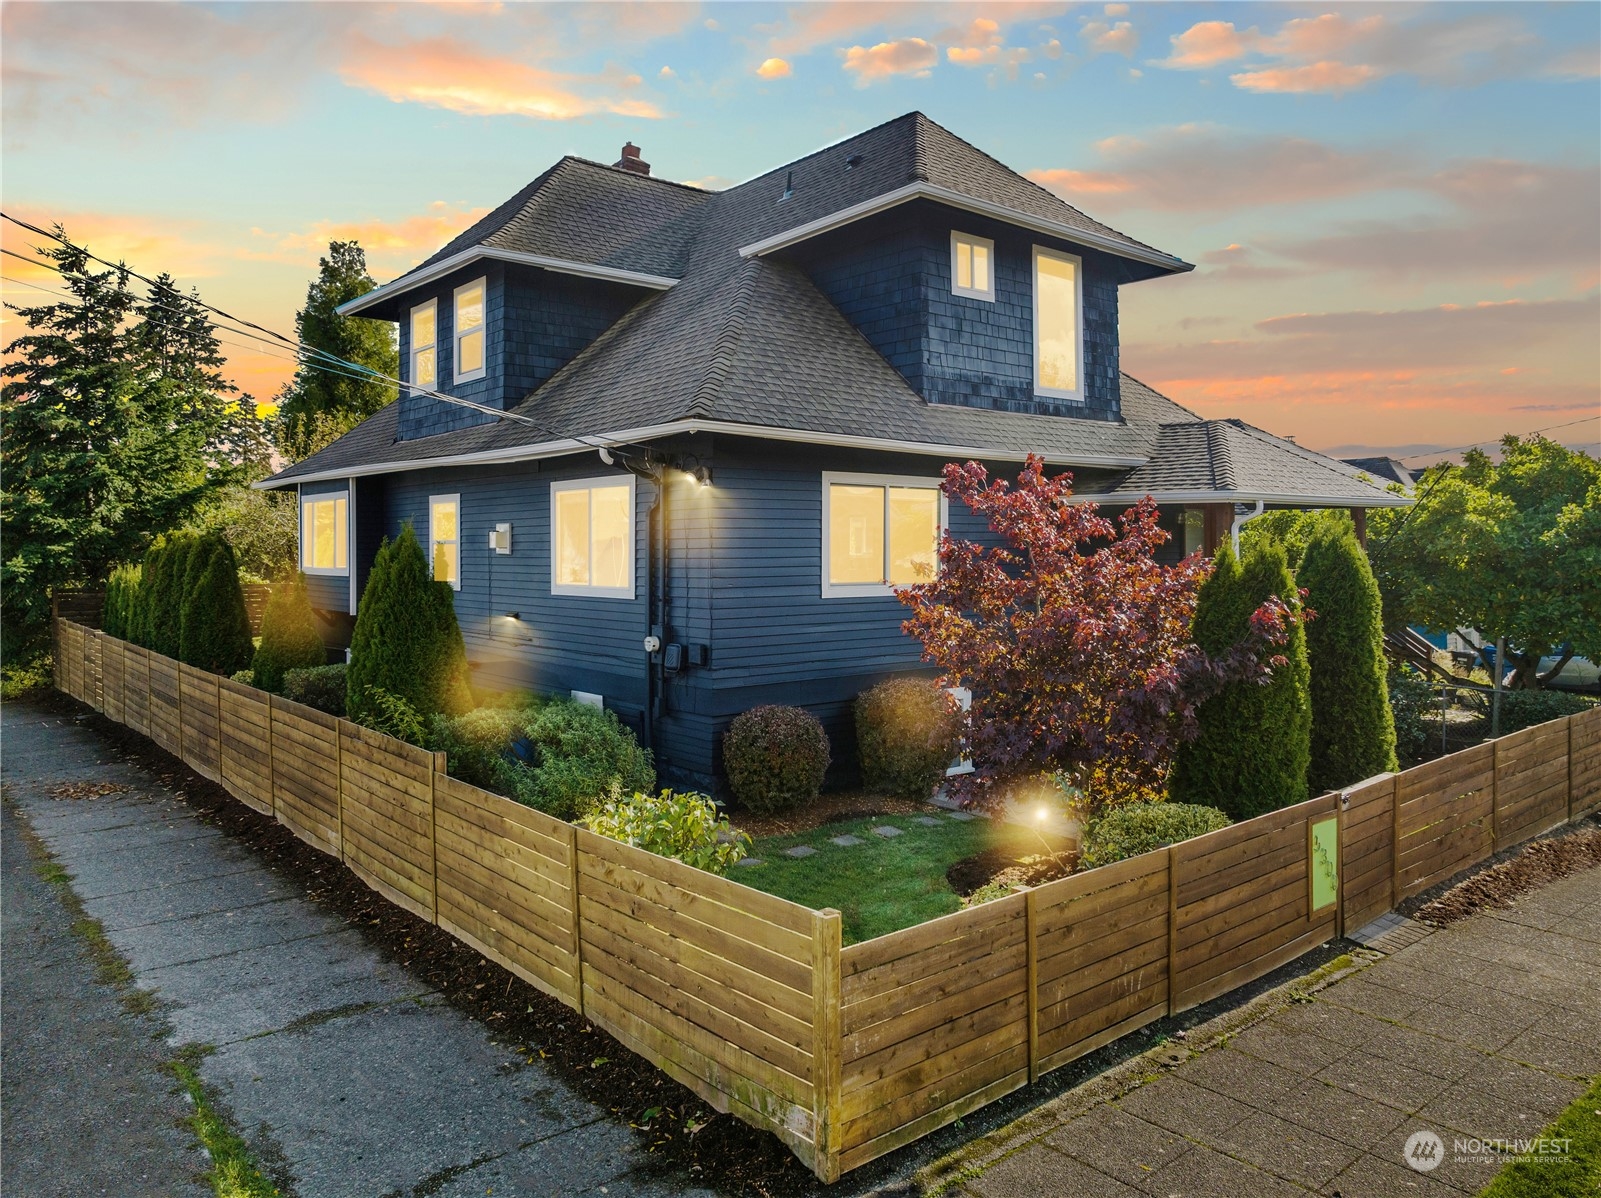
[734,857,764,867]
[913,816,942,827]
[783,845,817,859]
[829,834,863,847]
[946,811,975,821]
[871,826,903,838]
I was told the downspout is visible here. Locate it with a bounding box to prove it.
[604,447,665,755]
[1230,500,1266,556]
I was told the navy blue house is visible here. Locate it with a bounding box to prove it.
[261,114,1405,792]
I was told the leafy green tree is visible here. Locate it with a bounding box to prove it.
[1171,540,1311,819]
[1241,509,1353,571]
[273,241,397,460]
[179,536,253,674]
[251,575,326,692]
[1369,436,1600,689]
[1298,525,1398,793]
[346,525,470,725]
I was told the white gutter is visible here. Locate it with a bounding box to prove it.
[1231,500,1266,555]
[336,247,679,316]
[737,181,1193,274]
[254,419,1149,490]
[1069,489,1411,508]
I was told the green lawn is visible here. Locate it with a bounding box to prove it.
[1478,1074,1601,1198]
[732,812,1004,945]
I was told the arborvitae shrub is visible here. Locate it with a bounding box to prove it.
[723,705,831,814]
[346,525,471,725]
[148,532,199,659]
[251,574,326,693]
[1171,540,1311,820]
[179,536,254,675]
[1298,526,1398,793]
[855,677,962,798]
[103,564,141,640]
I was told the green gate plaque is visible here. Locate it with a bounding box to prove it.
[1309,815,1339,916]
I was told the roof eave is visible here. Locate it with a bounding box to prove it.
[336,247,679,317]
[1071,488,1412,508]
[738,181,1192,275]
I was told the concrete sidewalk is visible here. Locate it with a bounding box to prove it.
[944,860,1601,1197]
[1,699,720,1198]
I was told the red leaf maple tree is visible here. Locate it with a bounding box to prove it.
[898,457,1302,812]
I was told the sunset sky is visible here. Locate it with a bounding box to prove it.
[3,1,1597,460]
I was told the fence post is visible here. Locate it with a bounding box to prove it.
[1570,717,1578,825]
[1166,844,1180,1015]
[334,718,345,860]
[1491,738,1502,855]
[1390,777,1402,908]
[810,907,843,1185]
[429,750,446,922]
[1025,887,1040,1084]
[567,824,585,1016]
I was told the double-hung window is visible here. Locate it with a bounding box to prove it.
[430,494,460,590]
[822,473,945,598]
[950,231,994,301]
[454,278,486,382]
[1033,246,1083,402]
[300,492,348,575]
[551,476,635,598]
[410,300,437,391]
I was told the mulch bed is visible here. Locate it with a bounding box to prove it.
[727,789,928,840]
[43,692,845,1198]
[1413,820,1601,927]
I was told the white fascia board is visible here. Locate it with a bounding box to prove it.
[1070,489,1412,508]
[738,182,1193,274]
[253,419,1148,489]
[337,248,678,316]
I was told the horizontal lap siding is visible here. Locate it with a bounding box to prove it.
[338,723,437,921]
[837,896,1029,1173]
[1340,774,1396,931]
[270,696,341,855]
[1573,708,1601,818]
[179,665,221,783]
[1396,745,1495,897]
[219,679,273,815]
[1032,852,1170,1072]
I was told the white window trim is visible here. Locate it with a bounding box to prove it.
[299,489,350,577]
[1032,245,1086,404]
[950,230,995,302]
[409,299,437,392]
[429,493,461,591]
[549,474,637,600]
[820,471,948,599]
[453,277,487,384]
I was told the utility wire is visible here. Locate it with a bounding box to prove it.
[1392,416,1598,462]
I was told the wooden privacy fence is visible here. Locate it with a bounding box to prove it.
[54,621,1600,1184]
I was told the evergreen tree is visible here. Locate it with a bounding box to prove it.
[1171,540,1312,819]
[103,564,141,640]
[273,241,397,460]
[252,574,327,692]
[179,536,253,674]
[148,532,200,659]
[1299,526,1398,793]
[347,525,470,724]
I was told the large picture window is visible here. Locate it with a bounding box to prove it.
[300,492,348,575]
[430,494,460,590]
[822,473,944,598]
[551,477,635,598]
[454,278,486,382]
[1033,246,1083,401]
[410,300,437,391]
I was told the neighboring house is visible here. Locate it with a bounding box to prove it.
[260,113,1406,791]
[1341,456,1417,489]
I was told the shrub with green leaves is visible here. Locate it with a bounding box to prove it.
[429,706,535,794]
[517,700,654,821]
[1080,802,1230,869]
[723,705,831,814]
[1388,666,1435,763]
[102,564,141,641]
[282,663,347,715]
[1495,689,1596,737]
[230,669,254,687]
[855,677,962,798]
[354,686,426,746]
[179,535,254,675]
[251,574,326,692]
[1298,525,1398,793]
[1170,540,1311,820]
[347,525,471,725]
[582,788,751,874]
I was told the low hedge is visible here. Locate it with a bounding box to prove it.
[723,705,830,814]
[1080,802,1230,870]
[282,663,347,716]
[855,677,962,799]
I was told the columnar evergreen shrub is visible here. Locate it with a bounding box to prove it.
[102,565,141,640]
[346,525,471,724]
[179,536,254,675]
[282,663,346,715]
[148,532,199,659]
[1298,526,1398,792]
[1080,802,1231,869]
[722,705,831,814]
[251,574,326,693]
[855,677,962,798]
[1171,540,1312,820]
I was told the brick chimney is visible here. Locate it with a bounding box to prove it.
[614,142,650,176]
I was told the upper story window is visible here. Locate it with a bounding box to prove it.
[454,279,486,382]
[950,231,994,301]
[1033,247,1083,402]
[822,472,945,598]
[410,300,437,390]
[430,494,460,590]
[551,476,635,599]
[300,491,348,575]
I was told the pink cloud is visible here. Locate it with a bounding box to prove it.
[1230,62,1380,94]
[839,38,938,84]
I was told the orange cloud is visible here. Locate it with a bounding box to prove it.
[1079,18,1138,58]
[756,57,793,79]
[272,202,493,267]
[839,37,938,84]
[1159,20,1258,69]
[1230,62,1380,94]
[0,207,227,282]
[339,33,663,120]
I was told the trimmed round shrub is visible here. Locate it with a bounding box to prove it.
[179,536,254,675]
[583,788,751,875]
[1080,802,1230,870]
[855,677,962,799]
[1299,526,1398,793]
[723,705,830,814]
[516,700,654,821]
[282,663,347,716]
[347,524,471,725]
[252,574,326,693]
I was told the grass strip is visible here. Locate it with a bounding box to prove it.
[1478,1074,1601,1198]
[168,1055,283,1198]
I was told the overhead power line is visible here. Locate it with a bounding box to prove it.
[1392,416,1600,463]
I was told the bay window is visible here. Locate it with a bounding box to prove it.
[551,477,634,598]
[1033,246,1083,401]
[822,473,944,598]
